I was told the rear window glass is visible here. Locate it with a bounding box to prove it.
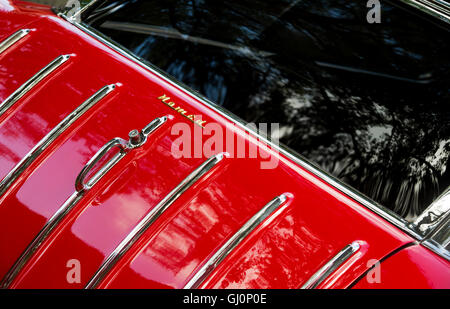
[86,0,450,221]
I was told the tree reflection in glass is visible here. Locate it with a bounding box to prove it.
[88,0,450,220]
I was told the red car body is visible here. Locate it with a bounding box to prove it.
[0,0,448,289]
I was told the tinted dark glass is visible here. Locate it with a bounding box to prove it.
[87,0,450,220]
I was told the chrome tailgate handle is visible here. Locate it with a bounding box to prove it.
[75,116,168,192]
[0,116,168,288]
[75,137,128,191]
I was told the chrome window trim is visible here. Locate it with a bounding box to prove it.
[66,0,101,22]
[0,116,168,288]
[421,211,450,261]
[301,241,361,289]
[0,28,31,54]
[0,84,116,199]
[423,237,450,261]
[413,188,450,236]
[184,194,289,289]
[413,188,450,260]
[0,54,71,117]
[398,0,450,24]
[56,16,423,241]
[85,153,228,289]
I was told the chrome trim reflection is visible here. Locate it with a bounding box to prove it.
[413,187,450,236]
[85,152,228,289]
[0,84,116,199]
[301,241,360,289]
[0,116,167,288]
[422,223,450,261]
[398,0,450,24]
[0,54,71,118]
[419,194,450,261]
[66,0,101,22]
[0,29,30,54]
[413,187,450,260]
[184,194,289,289]
[58,18,423,240]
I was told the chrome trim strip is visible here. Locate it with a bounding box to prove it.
[0,54,71,118]
[0,139,124,288]
[301,241,360,289]
[184,194,289,289]
[398,0,450,23]
[420,205,450,261]
[85,152,227,289]
[0,191,84,288]
[0,84,116,199]
[67,0,101,22]
[413,187,450,236]
[0,29,31,54]
[422,237,450,261]
[0,117,168,288]
[413,188,450,259]
[58,18,422,240]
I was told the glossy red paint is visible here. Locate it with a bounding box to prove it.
[352,245,450,288]
[0,0,53,39]
[0,0,447,289]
